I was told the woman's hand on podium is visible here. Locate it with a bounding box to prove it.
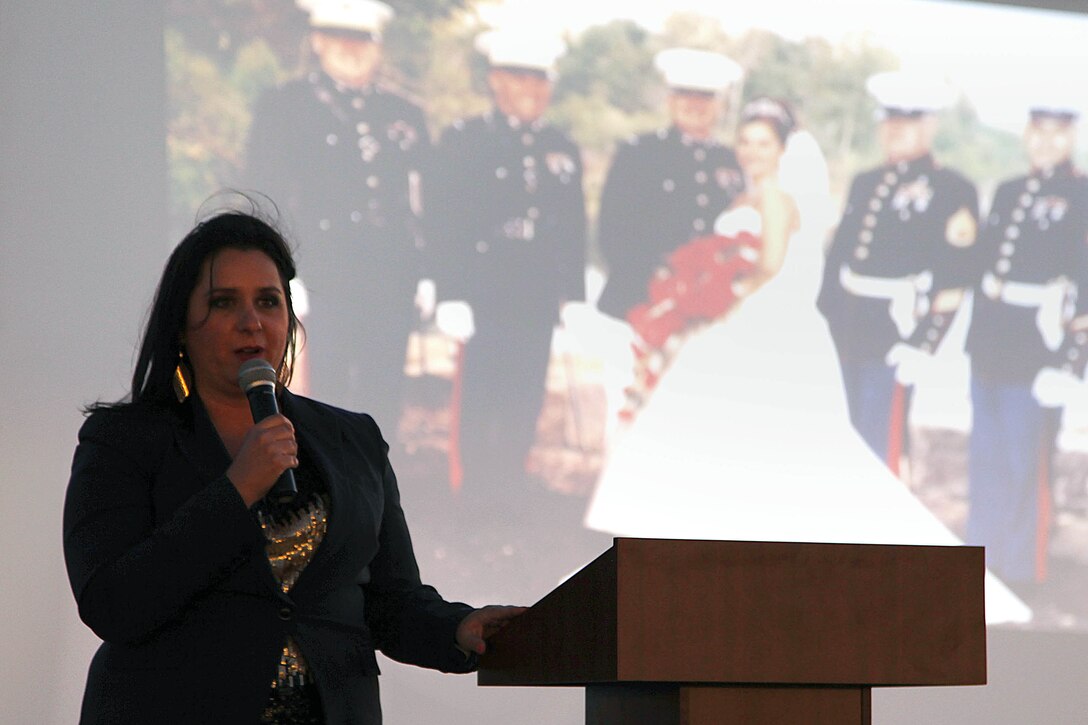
[456,605,527,656]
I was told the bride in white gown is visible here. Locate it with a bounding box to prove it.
[584,98,1030,623]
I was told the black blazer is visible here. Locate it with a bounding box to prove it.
[63,390,475,724]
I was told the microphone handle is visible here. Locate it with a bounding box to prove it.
[246,386,298,504]
[269,465,299,505]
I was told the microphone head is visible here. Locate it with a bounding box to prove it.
[238,358,278,392]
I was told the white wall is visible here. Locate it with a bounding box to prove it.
[0,2,168,720]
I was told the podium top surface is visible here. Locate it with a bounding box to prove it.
[478,538,986,688]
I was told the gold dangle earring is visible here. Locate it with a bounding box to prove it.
[173,349,191,403]
[276,357,291,390]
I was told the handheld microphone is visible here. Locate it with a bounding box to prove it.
[238,358,298,504]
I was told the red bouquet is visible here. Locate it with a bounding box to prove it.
[620,231,760,422]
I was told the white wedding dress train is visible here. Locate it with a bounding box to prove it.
[584,202,1031,624]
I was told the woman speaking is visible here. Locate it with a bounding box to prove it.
[62,208,522,723]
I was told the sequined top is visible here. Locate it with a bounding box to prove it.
[255,450,329,690]
[258,495,330,595]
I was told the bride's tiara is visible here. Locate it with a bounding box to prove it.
[740,97,796,139]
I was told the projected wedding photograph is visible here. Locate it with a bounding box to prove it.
[165,0,1088,632]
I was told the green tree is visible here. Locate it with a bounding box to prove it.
[167,28,280,233]
[933,98,1024,204]
[416,10,492,135]
[381,0,471,98]
[553,20,656,117]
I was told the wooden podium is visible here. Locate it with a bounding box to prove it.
[478,538,986,724]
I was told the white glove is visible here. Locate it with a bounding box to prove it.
[888,293,918,340]
[414,278,436,321]
[1031,367,1087,408]
[1035,277,1072,352]
[885,342,933,386]
[435,300,475,341]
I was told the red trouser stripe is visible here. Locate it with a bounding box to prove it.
[886,383,907,477]
[1035,422,1053,583]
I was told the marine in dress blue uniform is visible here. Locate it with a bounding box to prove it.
[817,71,980,468]
[596,48,746,319]
[245,0,428,432]
[427,30,586,508]
[966,101,1088,585]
